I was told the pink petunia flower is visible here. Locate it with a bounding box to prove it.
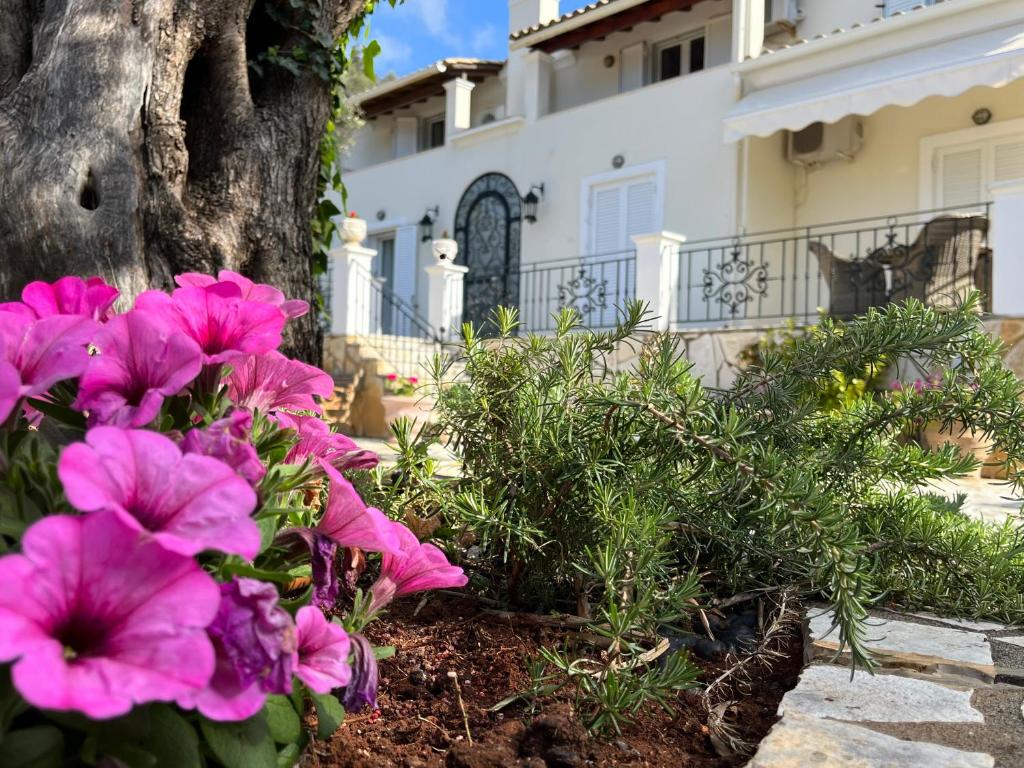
[315,462,401,555]
[226,351,334,414]
[134,283,286,365]
[0,512,218,719]
[274,412,379,472]
[179,578,297,721]
[0,360,20,424]
[75,309,203,428]
[175,270,309,319]
[180,410,266,488]
[58,427,260,559]
[0,313,97,417]
[294,607,352,694]
[366,522,468,616]
[0,276,119,321]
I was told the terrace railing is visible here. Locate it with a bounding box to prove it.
[516,250,637,332]
[673,203,992,329]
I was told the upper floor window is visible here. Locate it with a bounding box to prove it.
[884,0,935,16]
[652,32,705,83]
[420,114,444,151]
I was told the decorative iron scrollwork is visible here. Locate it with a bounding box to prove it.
[702,246,768,317]
[558,267,608,316]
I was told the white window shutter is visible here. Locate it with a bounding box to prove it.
[625,180,657,242]
[592,186,624,255]
[994,139,1024,184]
[391,225,419,308]
[619,43,646,93]
[938,146,984,207]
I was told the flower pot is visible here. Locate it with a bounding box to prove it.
[921,420,994,477]
[380,394,435,436]
[340,216,367,245]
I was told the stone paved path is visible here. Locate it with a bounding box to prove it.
[749,607,1024,767]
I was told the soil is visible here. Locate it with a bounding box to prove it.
[311,595,803,768]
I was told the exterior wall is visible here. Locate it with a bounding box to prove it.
[743,79,1024,230]
[792,0,889,41]
[338,64,740,266]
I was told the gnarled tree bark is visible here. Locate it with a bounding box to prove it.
[0,0,364,362]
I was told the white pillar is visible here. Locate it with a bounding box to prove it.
[425,238,468,339]
[508,0,559,36]
[732,0,765,63]
[394,116,418,158]
[329,240,377,336]
[990,181,1024,316]
[443,78,475,136]
[631,231,686,331]
[523,50,553,122]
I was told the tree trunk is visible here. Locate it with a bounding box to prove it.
[0,0,364,363]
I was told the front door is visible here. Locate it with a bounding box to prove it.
[454,173,522,331]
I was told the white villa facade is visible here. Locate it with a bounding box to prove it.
[328,0,1024,397]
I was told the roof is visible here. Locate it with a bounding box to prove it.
[509,0,704,53]
[356,59,505,119]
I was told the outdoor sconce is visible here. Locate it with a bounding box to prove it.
[419,205,439,242]
[522,184,545,224]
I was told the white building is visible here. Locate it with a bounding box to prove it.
[331,0,1024,379]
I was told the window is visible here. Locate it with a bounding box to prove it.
[420,114,444,150]
[586,174,661,255]
[933,134,1024,208]
[652,33,705,82]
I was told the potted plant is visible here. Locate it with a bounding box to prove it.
[340,210,367,244]
[380,373,435,435]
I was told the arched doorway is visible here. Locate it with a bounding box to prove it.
[454,173,522,330]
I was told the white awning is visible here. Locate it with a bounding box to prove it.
[724,26,1024,143]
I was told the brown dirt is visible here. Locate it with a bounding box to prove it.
[312,595,803,768]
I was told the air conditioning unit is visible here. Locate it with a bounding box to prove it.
[786,117,864,166]
[764,0,803,33]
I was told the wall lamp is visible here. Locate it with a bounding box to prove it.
[522,183,545,224]
[418,205,440,242]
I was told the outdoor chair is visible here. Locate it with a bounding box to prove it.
[808,241,888,319]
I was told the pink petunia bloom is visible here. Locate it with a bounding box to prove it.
[0,360,20,424]
[274,412,379,472]
[226,351,334,414]
[315,462,401,555]
[179,578,297,721]
[294,607,352,694]
[0,512,218,719]
[0,276,119,321]
[175,270,309,319]
[134,283,285,365]
[75,309,203,428]
[180,410,266,488]
[0,313,97,416]
[385,373,397,382]
[58,427,260,559]
[366,522,468,616]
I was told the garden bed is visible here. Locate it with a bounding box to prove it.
[315,596,804,767]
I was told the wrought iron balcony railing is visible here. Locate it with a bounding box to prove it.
[673,203,992,329]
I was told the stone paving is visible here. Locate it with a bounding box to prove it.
[749,607,1024,767]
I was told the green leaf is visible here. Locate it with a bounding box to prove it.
[139,706,201,768]
[222,563,295,585]
[263,696,302,745]
[362,39,381,79]
[199,715,276,768]
[0,725,64,768]
[276,743,302,768]
[25,398,86,430]
[309,692,345,740]
[372,645,396,661]
[0,666,28,736]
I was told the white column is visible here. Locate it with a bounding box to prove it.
[394,116,418,158]
[425,238,468,339]
[523,50,553,122]
[631,231,686,331]
[329,241,377,336]
[443,78,476,136]
[990,181,1024,316]
[508,0,559,35]
[731,0,765,64]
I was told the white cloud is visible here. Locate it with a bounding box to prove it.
[469,24,498,57]
[373,33,414,74]
[413,0,460,46]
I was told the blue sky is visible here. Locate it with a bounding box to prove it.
[366,0,591,76]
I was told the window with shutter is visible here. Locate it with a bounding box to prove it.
[994,139,1024,183]
[929,129,1024,208]
[938,146,984,208]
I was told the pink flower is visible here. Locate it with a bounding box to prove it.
[0,512,218,719]
[274,413,379,472]
[0,313,97,415]
[0,360,20,424]
[134,283,285,365]
[274,529,340,610]
[180,579,297,721]
[181,410,266,488]
[175,271,309,319]
[226,351,334,414]
[315,462,401,555]
[342,634,379,712]
[75,310,203,428]
[367,523,467,615]
[385,373,398,382]
[294,607,352,694]
[407,376,418,384]
[59,427,260,559]
[0,276,119,321]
